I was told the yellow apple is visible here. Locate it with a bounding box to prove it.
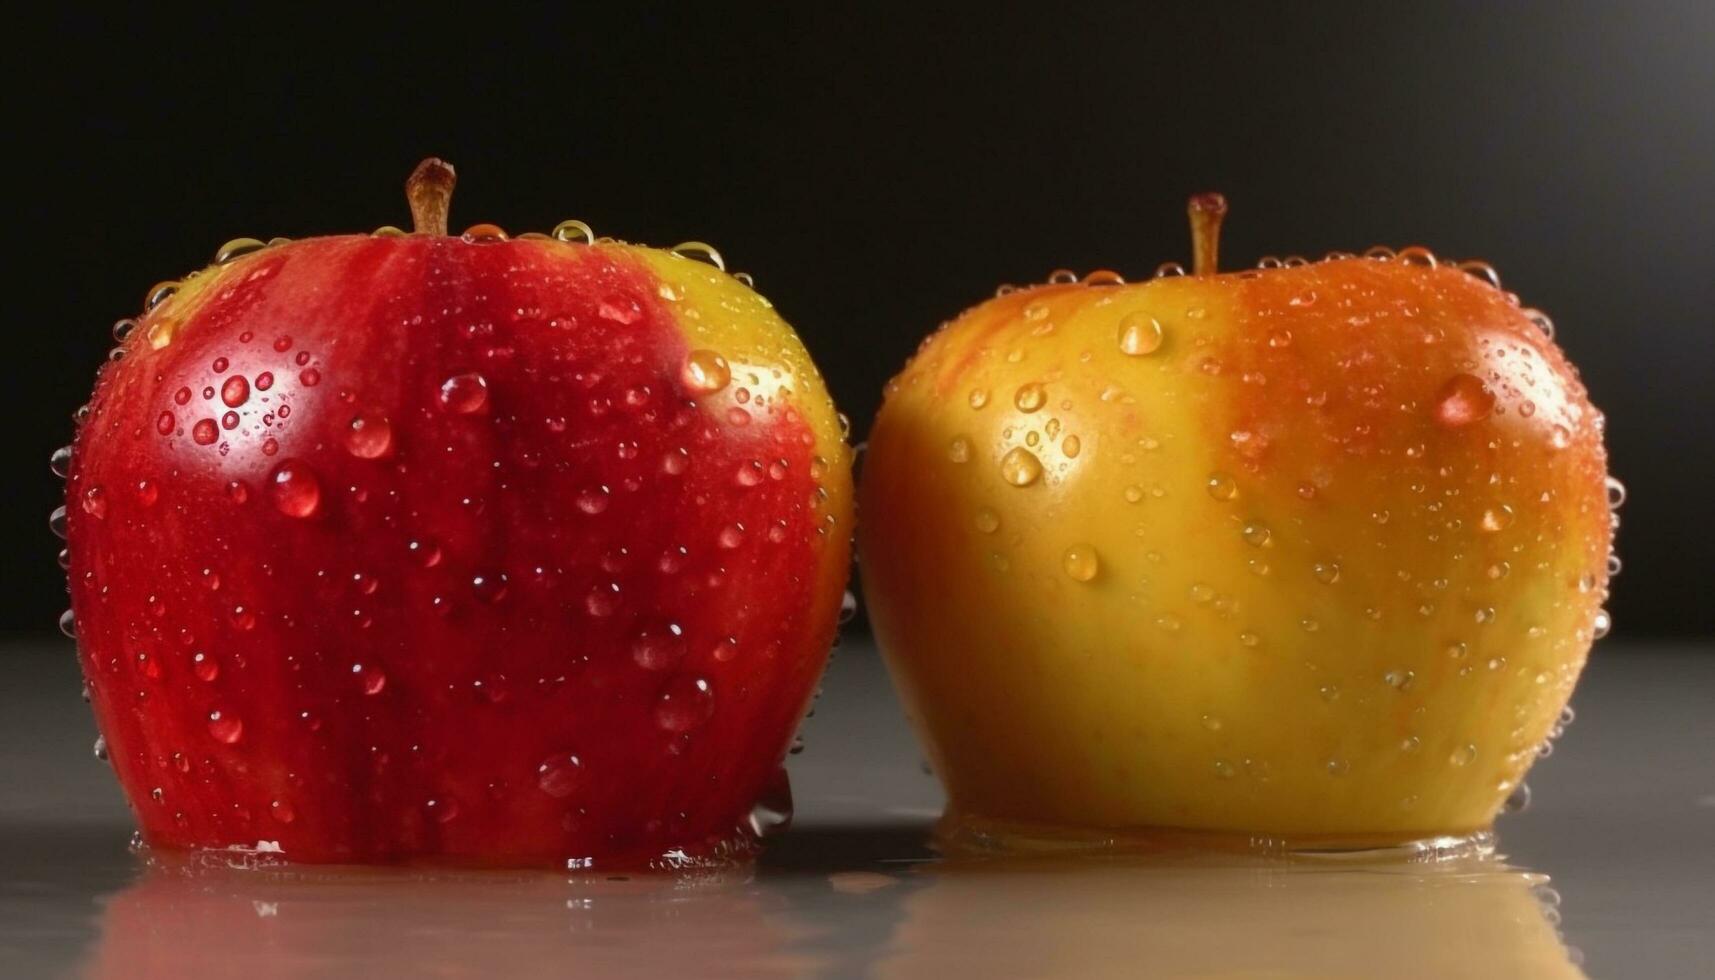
[859,195,1615,849]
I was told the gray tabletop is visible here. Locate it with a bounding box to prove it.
[2,636,1710,979]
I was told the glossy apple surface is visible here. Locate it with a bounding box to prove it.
[61,168,852,867]
[859,210,1613,846]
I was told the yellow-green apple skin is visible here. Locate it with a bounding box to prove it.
[859,241,1613,845]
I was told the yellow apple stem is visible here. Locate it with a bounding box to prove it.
[1188,193,1228,276]
[407,158,457,236]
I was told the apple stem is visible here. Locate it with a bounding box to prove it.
[1188,193,1228,276]
[406,158,457,236]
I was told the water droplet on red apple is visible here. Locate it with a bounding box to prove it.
[81,485,107,519]
[438,373,488,413]
[226,480,250,504]
[269,460,322,518]
[355,663,387,695]
[49,506,67,539]
[575,486,611,514]
[408,538,443,567]
[471,570,508,604]
[585,584,620,617]
[654,676,715,733]
[58,609,76,638]
[50,446,72,478]
[1433,374,1495,428]
[270,800,297,823]
[536,753,584,798]
[207,710,244,744]
[221,411,240,430]
[344,412,393,459]
[632,622,686,670]
[718,523,746,549]
[839,591,858,624]
[192,419,219,445]
[192,652,219,681]
[1480,504,1515,532]
[174,386,192,405]
[221,375,250,407]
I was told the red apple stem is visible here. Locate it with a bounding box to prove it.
[1188,193,1228,276]
[406,158,457,236]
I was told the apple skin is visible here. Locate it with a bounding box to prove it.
[859,254,1612,844]
[63,232,852,867]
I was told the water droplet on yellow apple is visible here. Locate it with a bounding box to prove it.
[1117,312,1164,356]
[1000,447,1043,487]
[1061,544,1099,582]
[973,508,1000,534]
[947,436,972,463]
[1014,382,1047,412]
[1206,474,1238,501]
[682,351,731,395]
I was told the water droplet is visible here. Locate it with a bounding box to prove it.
[1000,447,1043,487]
[632,622,686,670]
[1384,669,1415,691]
[1449,744,1477,767]
[552,219,595,244]
[947,436,972,463]
[192,652,219,682]
[49,505,68,539]
[92,735,108,761]
[654,676,715,733]
[1312,562,1341,584]
[269,460,321,518]
[670,241,726,271]
[111,318,138,343]
[356,663,387,695]
[471,570,509,604]
[1117,312,1164,356]
[575,485,611,514]
[839,591,859,624]
[1014,383,1047,412]
[968,388,990,410]
[1062,544,1099,582]
[1605,477,1626,510]
[1480,504,1515,532]
[438,373,489,414]
[341,412,393,459]
[50,446,73,478]
[1206,474,1237,501]
[207,711,244,744]
[79,485,107,520]
[1504,781,1533,814]
[537,753,584,797]
[973,508,1001,533]
[1433,374,1495,428]
[192,419,219,445]
[1592,609,1612,639]
[57,609,76,638]
[215,237,267,264]
[216,375,250,408]
[155,411,175,435]
[226,480,250,504]
[682,350,731,395]
[1241,522,1271,547]
[461,223,509,243]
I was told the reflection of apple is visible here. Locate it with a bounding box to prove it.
[878,857,1584,979]
[81,859,810,979]
[59,161,852,866]
[860,195,1614,846]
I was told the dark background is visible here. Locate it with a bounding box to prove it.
[13,3,1713,639]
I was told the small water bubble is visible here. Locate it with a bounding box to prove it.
[221,375,250,408]
[50,446,73,478]
[1061,544,1099,582]
[356,663,387,695]
[947,436,972,463]
[1449,743,1477,767]
[1000,447,1043,486]
[1384,669,1415,691]
[192,419,219,445]
[461,223,509,243]
[537,753,585,798]
[438,373,489,414]
[1604,477,1626,510]
[968,388,990,410]
[207,710,244,744]
[655,676,715,733]
[1480,504,1515,532]
[1117,313,1164,356]
[471,570,509,604]
[552,219,595,244]
[343,412,393,459]
[682,350,732,395]
[839,591,859,624]
[1592,609,1612,639]
[269,460,322,518]
[49,505,68,539]
[973,508,1001,534]
[192,652,219,682]
[81,485,107,519]
[58,609,76,639]
[1014,382,1047,412]
[1241,522,1271,547]
[1433,374,1495,428]
[1504,781,1533,813]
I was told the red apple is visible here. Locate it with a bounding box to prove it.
[56,160,853,868]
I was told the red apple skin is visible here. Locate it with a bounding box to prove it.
[63,234,852,867]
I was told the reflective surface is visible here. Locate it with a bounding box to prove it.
[3,638,1711,978]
